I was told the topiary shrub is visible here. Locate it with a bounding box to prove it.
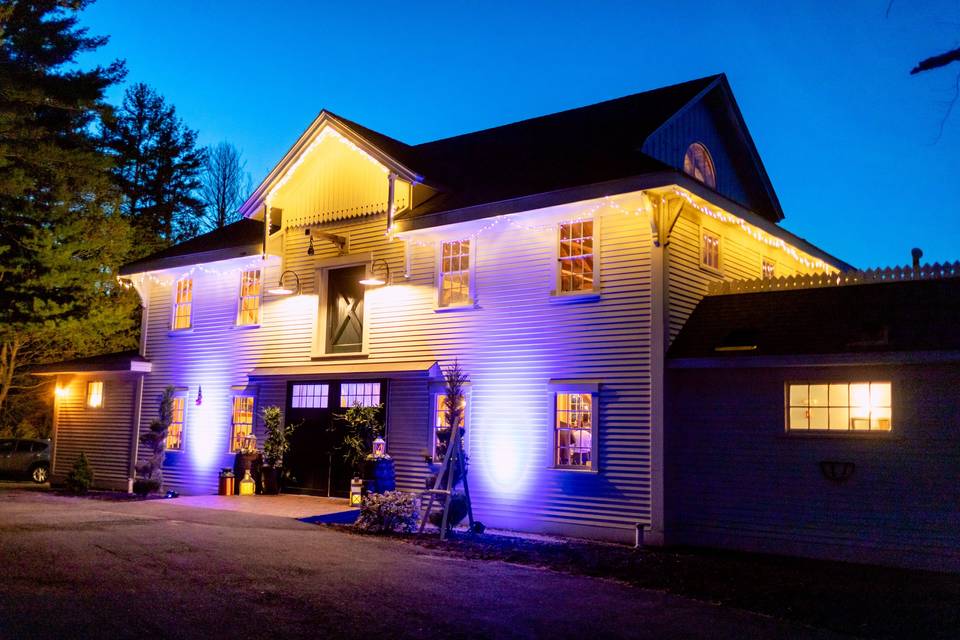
[64,452,94,495]
[355,491,420,534]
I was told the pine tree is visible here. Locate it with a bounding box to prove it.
[102,82,205,254]
[0,0,139,435]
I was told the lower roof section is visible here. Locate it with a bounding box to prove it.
[31,350,151,375]
[248,360,440,380]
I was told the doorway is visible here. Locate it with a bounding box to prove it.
[325,265,366,354]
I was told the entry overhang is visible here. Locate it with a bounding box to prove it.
[248,360,441,380]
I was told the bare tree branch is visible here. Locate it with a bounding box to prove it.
[911,46,960,74]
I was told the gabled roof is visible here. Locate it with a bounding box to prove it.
[31,350,151,375]
[668,277,960,360]
[119,218,264,276]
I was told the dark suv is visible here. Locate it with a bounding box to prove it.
[0,439,51,483]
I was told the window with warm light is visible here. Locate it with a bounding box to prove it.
[762,258,776,280]
[555,392,595,469]
[558,220,595,294]
[340,382,381,408]
[291,384,329,409]
[86,381,104,408]
[701,229,721,272]
[431,392,467,462]
[237,269,262,326]
[787,382,892,432]
[438,239,472,307]
[683,142,717,188]
[172,276,193,330]
[166,396,185,450]
[230,396,254,452]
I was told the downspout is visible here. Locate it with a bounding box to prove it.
[386,172,397,233]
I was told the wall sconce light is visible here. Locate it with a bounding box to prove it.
[54,386,68,399]
[305,228,348,256]
[359,258,391,286]
[267,270,301,296]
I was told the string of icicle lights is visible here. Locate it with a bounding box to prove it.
[669,188,830,271]
[398,190,832,272]
[116,258,267,289]
[265,126,389,208]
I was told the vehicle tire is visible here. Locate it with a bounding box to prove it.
[30,464,49,484]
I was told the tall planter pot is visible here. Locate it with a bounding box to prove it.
[362,457,396,494]
[261,465,281,495]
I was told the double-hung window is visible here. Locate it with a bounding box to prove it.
[550,381,599,470]
[438,239,473,307]
[86,381,104,409]
[231,396,255,452]
[237,269,262,326]
[762,258,776,280]
[166,395,186,450]
[431,390,468,462]
[787,382,892,432]
[172,276,193,330]
[557,220,596,294]
[701,229,721,272]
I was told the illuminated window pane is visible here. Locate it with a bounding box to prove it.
[166,397,185,450]
[787,382,892,432]
[291,384,328,409]
[432,392,467,462]
[231,396,254,452]
[237,269,262,326]
[86,381,104,408]
[340,382,381,408]
[701,230,721,271]
[172,277,193,330]
[762,259,776,280]
[555,393,593,468]
[558,221,595,293]
[683,142,717,188]
[439,240,471,307]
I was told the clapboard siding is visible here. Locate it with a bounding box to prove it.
[667,207,815,342]
[52,373,137,491]
[666,364,960,571]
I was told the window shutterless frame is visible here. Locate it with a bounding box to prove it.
[554,217,600,296]
[171,275,194,331]
[548,380,599,471]
[236,269,263,327]
[435,238,476,308]
[85,380,104,409]
[429,383,470,462]
[165,392,188,452]
[230,395,255,452]
[699,226,722,274]
[784,381,893,433]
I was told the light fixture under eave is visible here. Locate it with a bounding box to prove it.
[267,270,302,296]
[359,258,391,286]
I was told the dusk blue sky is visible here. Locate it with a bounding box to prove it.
[78,0,960,268]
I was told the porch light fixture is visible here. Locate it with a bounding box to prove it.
[359,258,391,286]
[267,270,301,296]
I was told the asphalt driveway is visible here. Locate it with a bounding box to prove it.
[0,489,844,639]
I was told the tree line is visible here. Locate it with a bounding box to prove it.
[0,0,251,437]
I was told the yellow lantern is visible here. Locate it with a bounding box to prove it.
[372,436,386,458]
[349,477,363,506]
[239,469,256,496]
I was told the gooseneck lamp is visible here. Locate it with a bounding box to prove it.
[267,270,302,296]
[359,258,391,286]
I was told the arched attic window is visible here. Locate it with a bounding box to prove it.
[683,142,717,189]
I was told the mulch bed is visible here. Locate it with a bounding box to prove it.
[324,524,960,639]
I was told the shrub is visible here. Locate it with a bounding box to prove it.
[355,491,420,534]
[261,406,297,467]
[65,452,94,495]
[428,492,468,529]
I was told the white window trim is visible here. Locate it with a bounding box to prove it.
[235,268,263,328]
[311,254,372,359]
[435,238,478,310]
[553,216,601,299]
[699,226,723,275]
[170,275,194,332]
[229,395,256,453]
[548,380,599,472]
[166,390,188,453]
[428,381,471,462]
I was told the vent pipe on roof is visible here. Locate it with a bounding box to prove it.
[911,247,923,273]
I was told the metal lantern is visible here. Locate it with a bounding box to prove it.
[372,436,386,458]
[239,469,256,496]
[241,433,258,453]
[349,477,363,506]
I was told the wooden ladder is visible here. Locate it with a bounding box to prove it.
[418,419,475,540]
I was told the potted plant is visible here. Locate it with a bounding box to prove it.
[134,386,174,496]
[260,406,297,495]
[335,402,395,494]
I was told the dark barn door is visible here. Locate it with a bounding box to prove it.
[284,380,386,498]
[326,265,366,354]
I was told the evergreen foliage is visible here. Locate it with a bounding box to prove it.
[0,0,139,437]
[261,405,297,467]
[101,82,205,253]
[64,451,94,494]
[134,386,173,494]
[355,491,420,534]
